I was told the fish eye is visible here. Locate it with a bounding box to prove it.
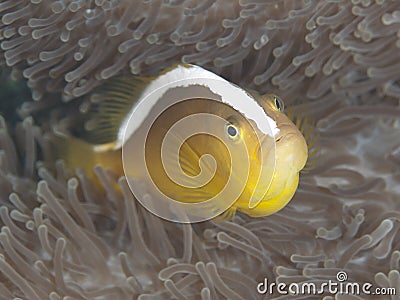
[225,122,240,140]
[274,96,284,112]
[227,125,237,136]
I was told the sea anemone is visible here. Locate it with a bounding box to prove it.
[0,0,399,299]
[1,0,400,105]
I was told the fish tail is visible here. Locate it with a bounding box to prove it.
[51,132,124,194]
[51,132,96,176]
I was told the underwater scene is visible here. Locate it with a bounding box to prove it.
[0,0,400,299]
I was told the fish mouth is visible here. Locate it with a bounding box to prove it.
[279,132,295,142]
[274,123,294,143]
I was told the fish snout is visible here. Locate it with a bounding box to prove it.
[277,133,308,172]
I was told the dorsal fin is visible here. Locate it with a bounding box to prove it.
[80,74,151,145]
[79,64,193,146]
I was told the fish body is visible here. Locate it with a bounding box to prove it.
[55,64,308,221]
